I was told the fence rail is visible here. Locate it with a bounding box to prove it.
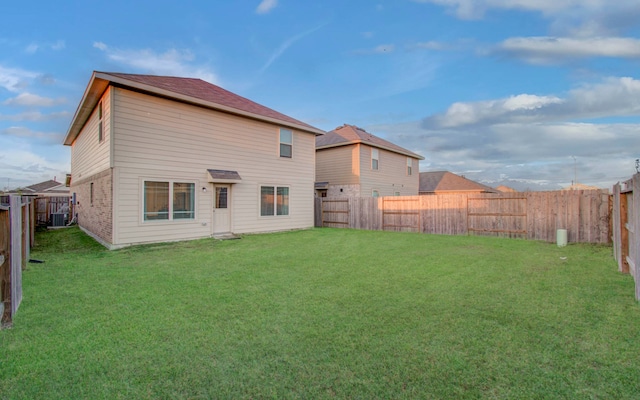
[0,195,34,327]
[612,175,640,300]
[315,190,610,244]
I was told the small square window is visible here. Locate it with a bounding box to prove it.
[372,189,380,198]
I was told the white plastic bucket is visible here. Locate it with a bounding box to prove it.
[557,229,567,247]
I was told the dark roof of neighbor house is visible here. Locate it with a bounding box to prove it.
[64,71,325,146]
[316,124,424,160]
[7,180,69,194]
[419,171,498,194]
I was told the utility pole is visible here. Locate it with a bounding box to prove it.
[572,156,577,186]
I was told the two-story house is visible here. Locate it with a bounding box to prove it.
[64,71,324,249]
[315,124,424,197]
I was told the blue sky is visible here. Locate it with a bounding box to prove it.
[2,0,640,191]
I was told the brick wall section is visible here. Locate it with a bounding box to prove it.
[71,169,113,244]
[328,184,360,197]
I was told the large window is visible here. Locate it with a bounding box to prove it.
[371,148,379,170]
[280,128,292,158]
[143,181,194,221]
[261,185,289,216]
[173,182,195,219]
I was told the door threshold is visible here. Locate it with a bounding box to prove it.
[213,232,241,240]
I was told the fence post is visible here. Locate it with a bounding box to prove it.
[633,175,640,301]
[9,195,22,320]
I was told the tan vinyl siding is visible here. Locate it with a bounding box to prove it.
[359,144,420,196]
[70,87,111,181]
[315,144,359,185]
[112,88,315,246]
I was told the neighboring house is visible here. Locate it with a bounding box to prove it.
[419,171,499,195]
[6,179,70,197]
[64,71,324,249]
[315,124,424,197]
[562,183,602,191]
[496,185,518,193]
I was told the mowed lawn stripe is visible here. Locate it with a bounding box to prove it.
[1,227,639,399]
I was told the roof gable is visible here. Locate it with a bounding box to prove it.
[316,124,424,160]
[64,71,325,145]
[419,171,498,193]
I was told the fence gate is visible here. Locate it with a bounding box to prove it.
[382,197,420,232]
[467,197,527,238]
[321,199,350,228]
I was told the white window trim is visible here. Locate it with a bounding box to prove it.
[407,157,412,176]
[259,184,291,218]
[140,179,197,224]
[279,128,293,159]
[371,148,379,171]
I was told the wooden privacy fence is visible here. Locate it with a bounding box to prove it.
[34,196,71,227]
[0,195,34,327]
[612,174,640,300]
[315,190,610,244]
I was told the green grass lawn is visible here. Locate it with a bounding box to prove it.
[1,227,639,399]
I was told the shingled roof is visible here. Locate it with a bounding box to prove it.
[7,180,69,195]
[316,124,424,159]
[64,71,324,145]
[419,171,498,194]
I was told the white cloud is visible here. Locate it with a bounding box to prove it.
[256,0,278,14]
[25,43,39,54]
[0,65,38,92]
[352,44,396,55]
[52,40,65,50]
[365,76,640,189]
[3,92,66,107]
[93,42,219,84]
[495,36,640,64]
[0,111,71,122]
[259,24,327,74]
[93,41,107,51]
[424,77,640,128]
[412,0,629,19]
[0,146,70,189]
[24,40,66,54]
[412,0,640,36]
[0,127,64,143]
[373,44,395,54]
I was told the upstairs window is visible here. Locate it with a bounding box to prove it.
[280,128,292,158]
[407,157,412,176]
[98,102,103,143]
[371,148,379,170]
